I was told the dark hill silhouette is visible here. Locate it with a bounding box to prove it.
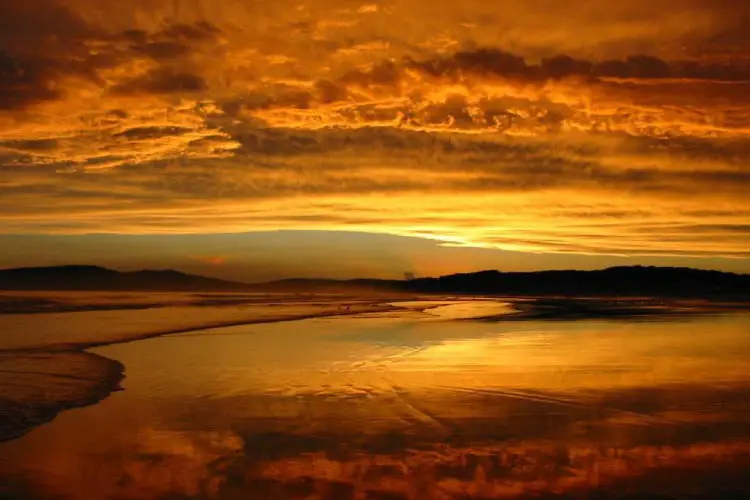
[400,266,750,297]
[0,265,748,297]
[260,266,750,298]
[0,265,249,291]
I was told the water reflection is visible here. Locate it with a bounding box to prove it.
[1,306,750,499]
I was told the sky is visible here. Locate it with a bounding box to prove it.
[1,0,749,281]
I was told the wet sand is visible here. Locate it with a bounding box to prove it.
[0,351,124,442]
[0,295,416,442]
[0,294,746,443]
[1,293,749,499]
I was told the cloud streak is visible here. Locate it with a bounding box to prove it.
[1,130,748,257]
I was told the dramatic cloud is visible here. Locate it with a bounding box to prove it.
[0,0,748,262]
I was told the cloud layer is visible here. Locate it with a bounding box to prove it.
[0,0,748,259]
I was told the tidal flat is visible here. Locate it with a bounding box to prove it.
[1,292,749,499]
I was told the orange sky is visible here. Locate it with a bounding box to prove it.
[0,0,749,277]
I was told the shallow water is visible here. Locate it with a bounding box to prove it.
[1,296,750,499]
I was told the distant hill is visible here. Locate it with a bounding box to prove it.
[0,265,748,297]
[261,266,750,298]
[400,266,750,298]
[0,265,251,292]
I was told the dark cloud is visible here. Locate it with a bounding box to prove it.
[160,21,221,42]
[217,46,749,138]
[1,138,59,153]
[0,51,60,109]
[267,87,314,109]
[0,0,93,52]
[415,49,529,79]
[0,49,104,110]
[341,60,402,87]
[341,49,750,87]
[114,126,193,141]
[133,41,191,60]
[0,7,223,109]
[596,55,670,79]
[314,79,348,104]
[112,69,207,95]
[0,1,102,109]
[121,21,221,61]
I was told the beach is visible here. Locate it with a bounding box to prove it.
[1,293,749,498]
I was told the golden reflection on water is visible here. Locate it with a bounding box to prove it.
[105,312,750,398]
[1,305,750,499]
